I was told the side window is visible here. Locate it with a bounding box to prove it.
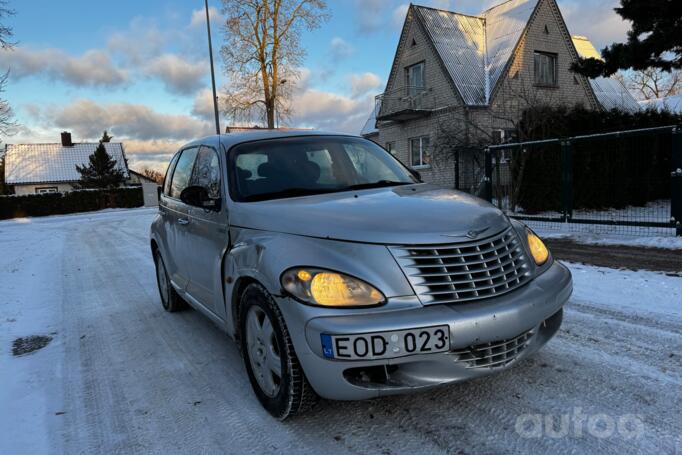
[169,147,198,199]
[190,146,221,199]
[163,153,181,195]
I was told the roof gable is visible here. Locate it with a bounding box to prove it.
[4,143,129,185]
[415,7,487,105]
[482,0,539,96]
[407,0,539,106]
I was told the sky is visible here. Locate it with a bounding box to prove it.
[0,0,630,171]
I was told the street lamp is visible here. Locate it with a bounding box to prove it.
[205,0,221,135]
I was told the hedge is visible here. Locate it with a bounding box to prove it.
[0,187,144,220]
[510,106,680,213]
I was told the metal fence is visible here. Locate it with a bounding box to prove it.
[459,125,682,236]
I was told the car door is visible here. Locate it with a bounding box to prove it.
[185,144,229,319]
[163,146,199,291]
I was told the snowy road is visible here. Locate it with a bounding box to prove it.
[1,209,681,454]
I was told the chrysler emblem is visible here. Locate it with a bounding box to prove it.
[466,227,489,239]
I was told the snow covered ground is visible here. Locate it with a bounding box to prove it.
[1,209,681,454]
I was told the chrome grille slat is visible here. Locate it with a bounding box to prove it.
[451,329,535,369]
[389,227,532,305]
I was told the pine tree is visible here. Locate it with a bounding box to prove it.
[76,138,125,189]
[572,0,682,77]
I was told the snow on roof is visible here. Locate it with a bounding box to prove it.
[4,142,129,185]
[482,0,539,98]
[571,36,640,113]
[360,101,380,136]
[639,94,682,113]
[415,7,487,105]
[411,1,538,105]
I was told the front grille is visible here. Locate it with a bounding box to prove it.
[452,330,535,369]
[389,228,532,305]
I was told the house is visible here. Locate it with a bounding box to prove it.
[4,132,130,195]
[128,169,159,185]
[363,0,638,189]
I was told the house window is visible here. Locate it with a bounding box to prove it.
[406,62,425,96]
[534,51,557,86]
[385,142,396,155]
[410,136,430,168]
[35,187,58,194]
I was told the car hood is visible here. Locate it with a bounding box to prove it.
[230,184,510,245]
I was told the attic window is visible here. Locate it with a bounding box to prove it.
[544,25,549,34]
[411,38,417,47]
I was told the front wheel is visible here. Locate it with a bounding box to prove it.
[239,283,317,419]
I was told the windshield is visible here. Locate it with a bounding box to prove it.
[228,136,418,202]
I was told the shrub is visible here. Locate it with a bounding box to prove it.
[511,106,680,213]
[0,187,144,220]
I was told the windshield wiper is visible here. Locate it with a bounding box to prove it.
[344,180,413,191]
[241,187,336,202]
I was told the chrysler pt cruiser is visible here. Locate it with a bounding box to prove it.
[150,131,572,419]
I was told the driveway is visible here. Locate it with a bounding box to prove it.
[1,208,680,454]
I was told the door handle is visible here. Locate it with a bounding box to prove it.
[178,218,190,225]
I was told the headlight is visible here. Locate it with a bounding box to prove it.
[281,268,385,307]
[527,230,549,265]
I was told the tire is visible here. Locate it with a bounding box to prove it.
[239,283,318,420]
[154,251,187,312]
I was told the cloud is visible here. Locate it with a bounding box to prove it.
[329,37,354,60]
[145,54,207,95]
[192,89,218,121]
[290,88,374,134]
[1,47,129,87]
[107,17,169,65]
[392,4,410,28]
[189,6,224,29]
[354,0,390,34]
[45,99,212,141]
[350,72,382,98]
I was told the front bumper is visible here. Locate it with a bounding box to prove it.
[278,260,572,400]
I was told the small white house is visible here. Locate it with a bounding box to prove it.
[4,132,130,195]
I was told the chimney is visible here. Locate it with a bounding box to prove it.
[61,131,73,147]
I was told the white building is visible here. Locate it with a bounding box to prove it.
[4,132,130,195]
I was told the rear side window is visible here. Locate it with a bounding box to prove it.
[190,146,221,199]
[163,153,180,195]
[169,147,198,199]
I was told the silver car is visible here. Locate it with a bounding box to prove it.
[150,131,572,419]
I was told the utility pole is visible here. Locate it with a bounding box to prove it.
[205,0,221,135]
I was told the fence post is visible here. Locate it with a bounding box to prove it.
[672,125,682,236]
[484,147,492,202]
[560,140,574,223]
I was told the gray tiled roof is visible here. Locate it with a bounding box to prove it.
[571,36,640,113]
[414,0,538,106]
[4,142,130,185]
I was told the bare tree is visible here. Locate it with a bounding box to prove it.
[220,0,329,128]
[0,1,15,140]
[141,167,165,184]
[615,68,681,101]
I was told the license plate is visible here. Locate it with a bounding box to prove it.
[321,325,450,360]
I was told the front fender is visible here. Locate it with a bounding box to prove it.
[223,227,417,335]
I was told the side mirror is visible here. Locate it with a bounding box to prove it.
[409,168,422,182]
[180,185,221,211]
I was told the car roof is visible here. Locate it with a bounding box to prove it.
[183,130,360,151]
